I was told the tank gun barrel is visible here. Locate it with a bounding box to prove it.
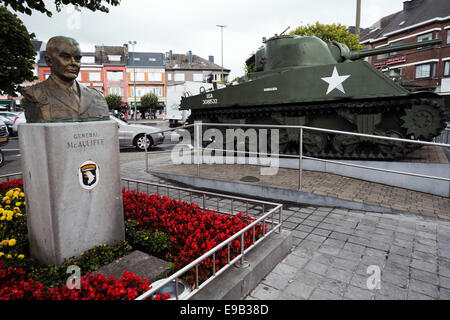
[348,38,442,60]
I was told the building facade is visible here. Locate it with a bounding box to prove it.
[126,51,166,108]
[164,50,230,85]
[95,45,128,100]
[359,0,450,94]
[2,40,230,113]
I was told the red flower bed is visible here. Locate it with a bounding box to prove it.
[122,189,266,284]
[0,260,150,300]
[0,179,265,299]
[0,179,23,194]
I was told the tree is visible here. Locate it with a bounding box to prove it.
[105,94,122,110]
[291,22,364,51]
[0,0,120,17]
[0,6,36,97]
[1,1,122,97]
[140,93,159,117]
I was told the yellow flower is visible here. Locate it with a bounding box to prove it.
[0,252,3,257]
[6,216,12,221]
[17,254,24,259]
[19,192,24,197]
[6,254,12,259]
[15,202,21,207]
[0,208,3,214]
[5,190,13,197]
[8,239,16,246]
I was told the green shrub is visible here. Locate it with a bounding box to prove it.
[125,220,170,258]
[9,240,133,288]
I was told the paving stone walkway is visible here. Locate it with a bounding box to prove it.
[247,205,450,300]
[120,155,450,300]
[152,164,450,220]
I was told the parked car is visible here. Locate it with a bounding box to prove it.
[0,111,24,136]
[110,115,164,151]
[0,119,10,166]
[0,115,14,135]
[11,113,26,135]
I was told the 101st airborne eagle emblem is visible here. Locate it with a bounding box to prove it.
[78,160,99,190]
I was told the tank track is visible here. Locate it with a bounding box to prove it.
[188,94,446,160]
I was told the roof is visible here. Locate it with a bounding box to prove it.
[31,40,45,52]
[95,45,126,65]
[127,52,165,68]
[360,0,450,43]
[165,53,230,72]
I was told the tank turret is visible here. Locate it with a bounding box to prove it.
[247,35,442,71]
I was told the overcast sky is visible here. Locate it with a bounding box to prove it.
[16,0,408,79]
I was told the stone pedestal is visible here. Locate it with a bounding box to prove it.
[19,120,125,265]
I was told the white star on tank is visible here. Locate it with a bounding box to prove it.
[321,66,351,95]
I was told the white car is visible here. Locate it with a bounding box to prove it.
[12,113,26,136]
[0,111,24,136]
[110,116,164,150]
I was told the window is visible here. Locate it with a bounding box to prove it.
[447,30,450,45]
[89,72,101,81]
[389,67,403,81]
[390,40,403,56]
[109,87,122,96]
[151,87,162,97]
[193,73,203,82]
[417,32,434,50]
[149,58,156,62]
[174,73,185,81]
[149,72,162,82]
[130,87,162,97]
[415,64,431,79]
[108,55,121,62]
[81,56,95,64]
[444,61,450,77]
[417,32,433,42]
[130,72,145,81]
[168,73,172,81]
[377,53,389,60]
[107,71,123,81]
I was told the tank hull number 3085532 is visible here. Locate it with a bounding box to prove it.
[202,93,218,105]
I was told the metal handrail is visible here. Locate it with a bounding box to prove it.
[121,178,283,300]
[145,122,450,190]
[0,172,23,181]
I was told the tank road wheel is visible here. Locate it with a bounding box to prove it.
[400,100,445,140]
[331,134,359,155]
[303,132,328,155]
[376,131,405,157]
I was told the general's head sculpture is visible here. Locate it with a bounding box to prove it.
[21,36,110,123]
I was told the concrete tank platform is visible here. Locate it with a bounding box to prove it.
[150,163,450,220]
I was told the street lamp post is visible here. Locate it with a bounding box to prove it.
[216,24,226,82]
[355,0,361,39]
[128,40,137,120]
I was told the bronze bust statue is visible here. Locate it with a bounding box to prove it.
[21,36,110,123]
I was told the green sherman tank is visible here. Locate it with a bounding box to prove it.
[180,34,447,159]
